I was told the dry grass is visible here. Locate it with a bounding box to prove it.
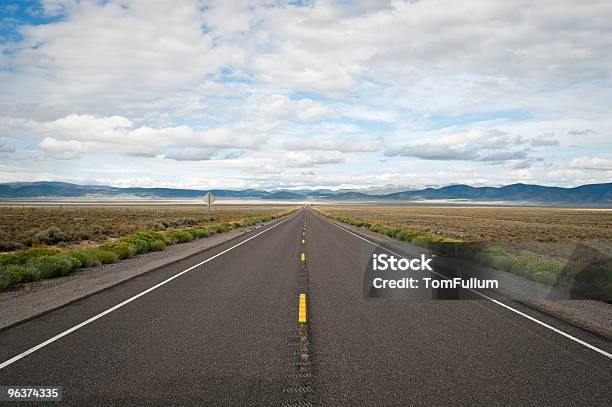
[0,204,295,252]
[315,205,612,243]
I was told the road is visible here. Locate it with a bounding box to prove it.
[0,207,610,406]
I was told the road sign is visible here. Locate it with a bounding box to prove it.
[202,192,215,225]
[202,192,215,207]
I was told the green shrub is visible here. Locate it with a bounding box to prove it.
[149,239,165,251]
[242,218,257,227]
[68,256,82,269]
[0,247,61,266]
[0,253,20,266]
[382,227,400,237]
[523,259,564,280]
[99,242,135,259]
[0,240,24,251]
[34,226,68,245]
[190,228,210,239]
[28,255,76,279]
[25,247,61,257]
[411,235,431,247]
[476,247,508,260]
[133,231,165,242]
[94,249,119,264]
[2,264,38,283]
[133,239,150,254]
[369,224,384,233]
[215,224,231,233]
[0,269,22,289]
[165,230,194,244]
[510,256,536,276]
[68,250,102,268]
[491,255,513,271]
[533,270,557,285]
[557,267,581,288]
[402,231,426,242]
[572,267,612,301]
[476,247,513,271]
[119,231,165,254]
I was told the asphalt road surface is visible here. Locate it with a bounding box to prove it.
[0,207,610,406]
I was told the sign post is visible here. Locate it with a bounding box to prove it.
[202,192,216,225]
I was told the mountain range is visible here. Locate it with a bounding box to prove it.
[0,181,611,204]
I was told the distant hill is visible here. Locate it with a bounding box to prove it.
[385,183,612,204]
[262,191,305,200]
[1,181,611,204]
[0,182,268,199]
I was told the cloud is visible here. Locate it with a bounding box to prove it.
[311,122,361,134]
[284,137,383,153]
[284,151,345,167]
[295,98,332,120]
[38,137,84,159]
[530,135,560,147]
[164,148,219,162]
[570,157,612,171]
[385,129,529,162]
[163,148,243,161]
[567,129,596,136]
[0,1,611,189]
[39,114,132,142]
[478,150,528,161]
[221,151,243,159]
[386,144,478,161]
[9,114,271,159]
[4,0,610,116]
[245,94,331,122]
[506,159,532,170]
[0,138,15,153]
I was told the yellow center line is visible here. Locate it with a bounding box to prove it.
[300,252,305,262]
[298,293,307,323]
[301,239,305,244]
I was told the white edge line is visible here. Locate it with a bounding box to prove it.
[316,212,612,360]
[0,210,301,371]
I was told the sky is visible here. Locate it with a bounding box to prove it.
[0,0,611,191]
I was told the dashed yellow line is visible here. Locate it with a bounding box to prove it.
[301,239,305,244]
[298,293,307,323]
[300,252,305,262]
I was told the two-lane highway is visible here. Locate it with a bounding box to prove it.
[0,207,610,406]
